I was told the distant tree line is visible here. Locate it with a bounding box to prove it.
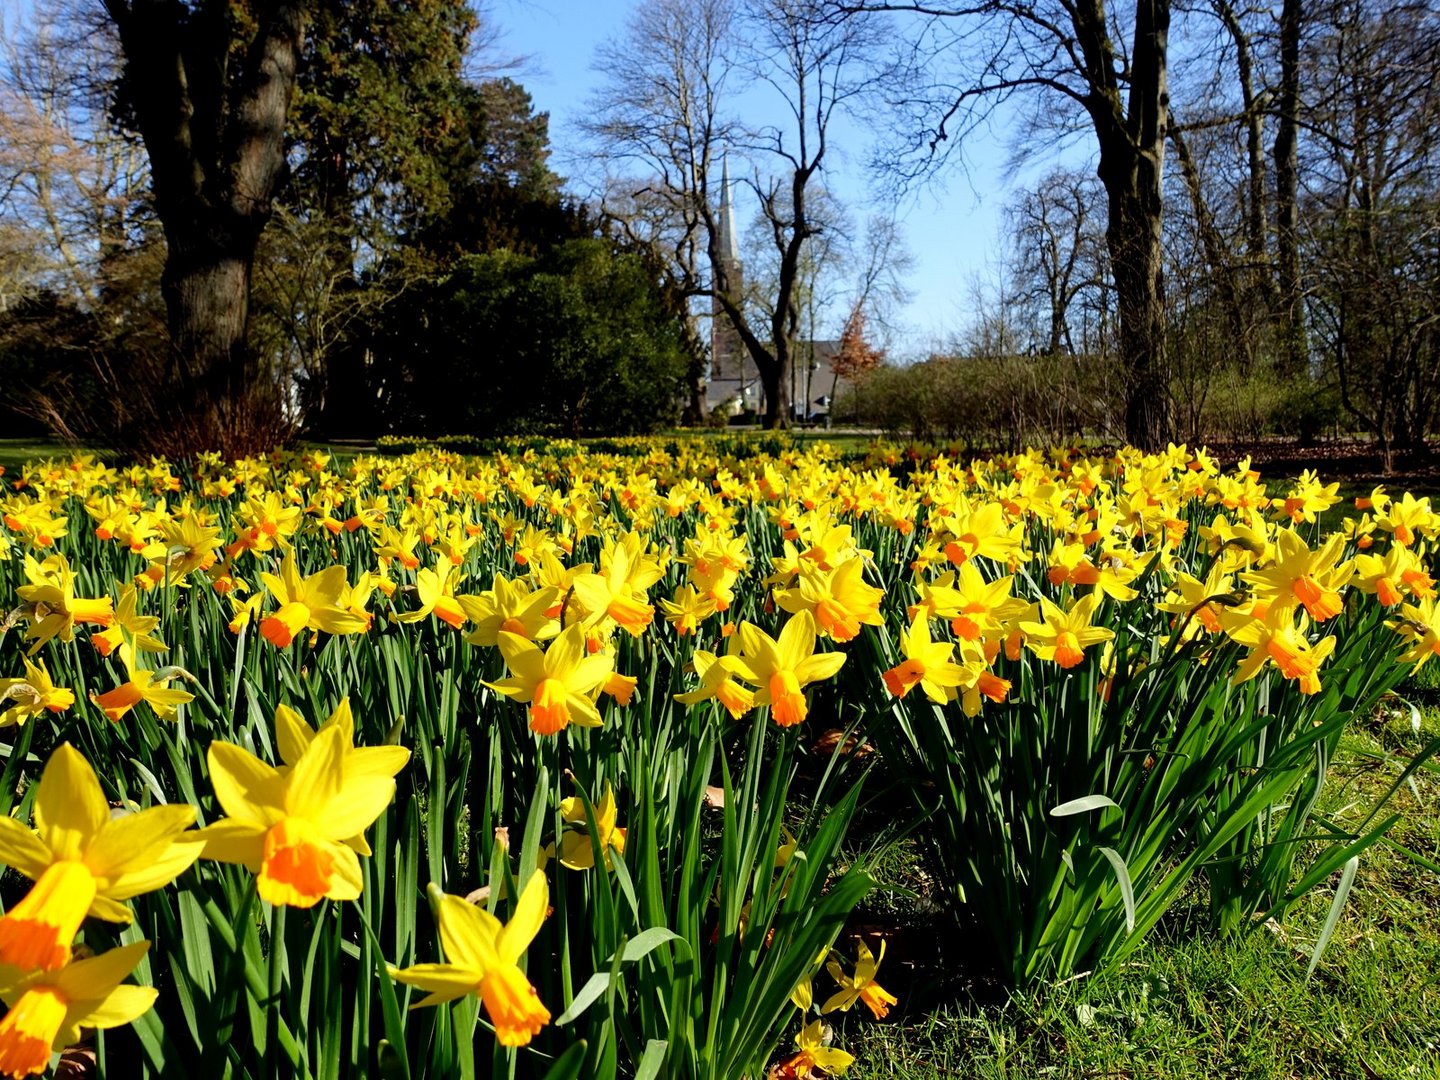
[2,0,1433,458]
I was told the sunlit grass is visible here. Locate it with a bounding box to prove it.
[840,698,1440,1078]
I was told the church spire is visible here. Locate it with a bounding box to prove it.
[709,151,747,394]
[718,153,740,268]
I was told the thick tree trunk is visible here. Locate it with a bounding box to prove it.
[1073,0,1172,450]
[162,242,253,407]
[104,0,305,454]
[760,350,792,429]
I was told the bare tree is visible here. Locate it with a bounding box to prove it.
[588,0,877,428]
[1004,169,1110,358]
[587,0,737,420]
[0,12,147,306]
[830,0,1175,447]
[1273,0,1306,375]
[1304,0,1440,470]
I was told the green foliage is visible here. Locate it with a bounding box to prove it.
[369,238,698,437]
[286,0,488,242]
[839,701,1440,1078]
[1183,365,1345,444]
[861,525,1430,988]
[833,355,1122,448]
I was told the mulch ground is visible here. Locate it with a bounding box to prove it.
[1202,439,1440,487]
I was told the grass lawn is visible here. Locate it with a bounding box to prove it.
[0,438,87,474]
[834,684,1440,1079]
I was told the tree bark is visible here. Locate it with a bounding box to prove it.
[1274,0,1306,376]
[104,0,306,452]
[162,240,253,419]
[1074,0,1173,449]
[1213,0,1270,293]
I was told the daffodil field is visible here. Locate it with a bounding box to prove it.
[0,438,1435,1079]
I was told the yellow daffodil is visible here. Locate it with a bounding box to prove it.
[955,642,1012,717]
[197,717,408,908]
[1353,544,1434,607]
[823,939,898,1019]
[486,625,613,735]
[910,563,1016,644]
[1045,539,1140,601]
[555,783,626,870]
[0,940,158,1078]
[391,873,551,1047]
[1156,563,1237,639]
[674,650,757,719]
[658,583,718,636]
[1243,530,1352,623]
[1021,595,1114,669]
[15,553,113,654]
[1273,471,1342,524]
[90,644,194,723]
[1225,605,1336,695]
[730,612,846,727]
[935,500,1021,567]
[789,946,831,1011]
[1389,597,1440,671]
[0,660,74,728]
[1377,492,1436,547]
[458,573,559,647]
[774,558,884,642]
[0,744,200,971]
[570,532,662,637]
[396,561,467,629]
[881,615,970,703]
[258,552,370,647]
[774,1019,854,1078]
[271,700,411,858]
[90,584,166,658]
[679,530,748,610]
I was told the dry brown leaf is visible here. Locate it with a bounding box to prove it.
[812,729,872,759]
[56,1047,97,1080]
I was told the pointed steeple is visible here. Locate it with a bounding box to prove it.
[709,150,747,395]
[718,153,740,268]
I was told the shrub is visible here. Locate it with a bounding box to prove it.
[368,238,698,437]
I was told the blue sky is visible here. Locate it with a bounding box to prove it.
[494,0,1043,358]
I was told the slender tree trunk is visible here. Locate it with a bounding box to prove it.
[1274,0,1306,376]
[1171,124,1249,362]
[1214,0,1271,299]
